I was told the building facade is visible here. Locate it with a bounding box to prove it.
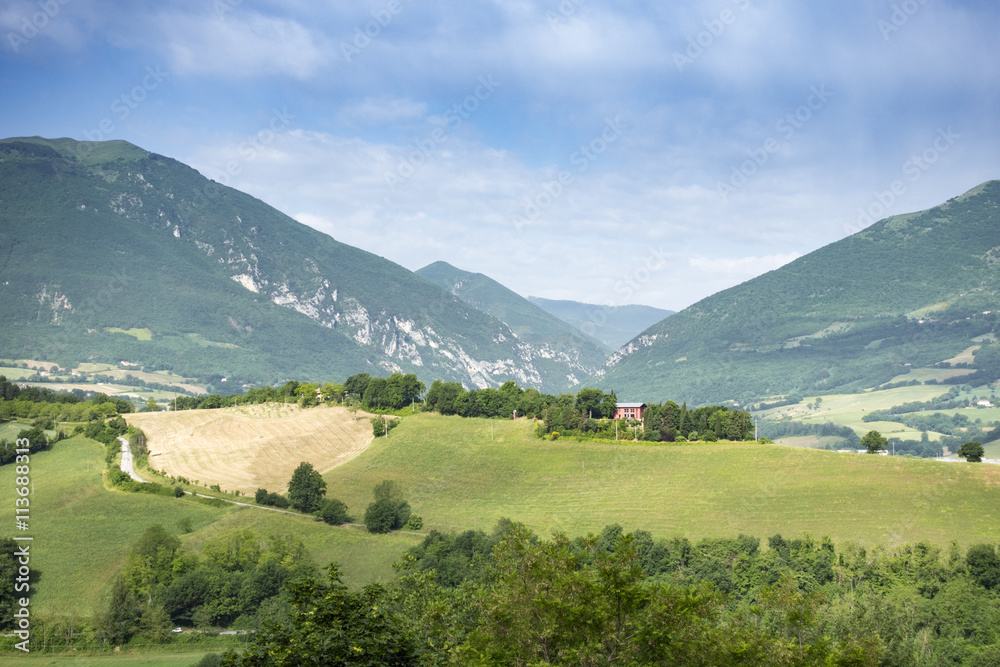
[613,402,646,421]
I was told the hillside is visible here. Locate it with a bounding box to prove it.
[127,403,374,494]
[0,137,589,393]
[595,181,1000,403]
[0,436,418,617]
[416,261,611,380]
[529,296,674,350]
[321,412,1000,546]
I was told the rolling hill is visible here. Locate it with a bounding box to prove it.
[594,181,1000,404]
[0,137,593,393]
[528,296,674,350]
[416,261,611,382]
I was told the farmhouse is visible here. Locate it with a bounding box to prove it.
[613,402,646,421]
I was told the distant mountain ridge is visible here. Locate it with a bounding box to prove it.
[0,137,598,392]
[528,296,674,350]
[416,261,610,383]
[594,181,1000,404]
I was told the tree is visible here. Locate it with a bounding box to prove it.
[97,575,143,646]
[861,430,887,454]
[364,480,411,533]
[364,498,400,534]
[287,462,327,513]
[958,440,985,463]
[221,564,418,666]
[966,544,1000,590]
[145,397,160,412]
[317,498,350,525]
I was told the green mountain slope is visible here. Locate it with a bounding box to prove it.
[527,296,674,350]
[594,181,1000,404]
[416,261,611,381]
[0,137,588,392]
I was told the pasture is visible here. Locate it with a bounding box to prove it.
[126,404,374,495]
[322,413,1000,547]
[0,438,229,616]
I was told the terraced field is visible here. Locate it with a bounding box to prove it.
[127,404,374,494]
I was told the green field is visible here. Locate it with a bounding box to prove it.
[105,327,154,342]
[0,437,417,618]
[0,420,29,440]
[760,384,953,432]
[323,413,1000,547]
[773,435,846,449]
[0,438,229,616]
[0,366,37,380]
[6,410,1000,624]
[759,382,1000,443]
[1,650,221,666]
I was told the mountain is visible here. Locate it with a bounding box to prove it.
[416,261,611,382]
[594,181,1000,404]
[527,296,674,350]
[0,137,590,393]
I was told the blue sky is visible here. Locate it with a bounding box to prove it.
[2,0,998,312]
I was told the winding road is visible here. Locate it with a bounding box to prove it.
[117,436,147,483]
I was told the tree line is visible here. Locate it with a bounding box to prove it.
[213,521,1000,666]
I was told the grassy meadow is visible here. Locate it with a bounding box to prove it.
[323,413,1000,547]
[0,435,416,619]
[0,438,229,616]
[5,404,1000,624]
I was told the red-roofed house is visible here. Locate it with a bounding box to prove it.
[613,402,646,421]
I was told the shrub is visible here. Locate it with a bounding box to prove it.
[173,486,185,498]
[317,498,350,525]
[405,515,423,530]
[364,498,399,534]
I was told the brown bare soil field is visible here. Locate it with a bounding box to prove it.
[126,404,374,494]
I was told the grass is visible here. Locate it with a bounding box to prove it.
[760,384,953,433]
[0,652,217,665]
[105,327,153,342]
[0,365,37,380]
[773,435,846,449]
[322,413,1000,547]
[0,420,30,440]
[0,432,425,618]
[178,508,422,588]
[126,404,374,495]
[0,438,230,616]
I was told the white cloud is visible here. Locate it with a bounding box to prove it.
[158,10,330,79]
[335,97,429,127]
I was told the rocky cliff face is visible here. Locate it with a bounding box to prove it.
[1,137,585,391]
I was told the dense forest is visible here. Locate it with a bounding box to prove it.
[214,521,1000,666]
